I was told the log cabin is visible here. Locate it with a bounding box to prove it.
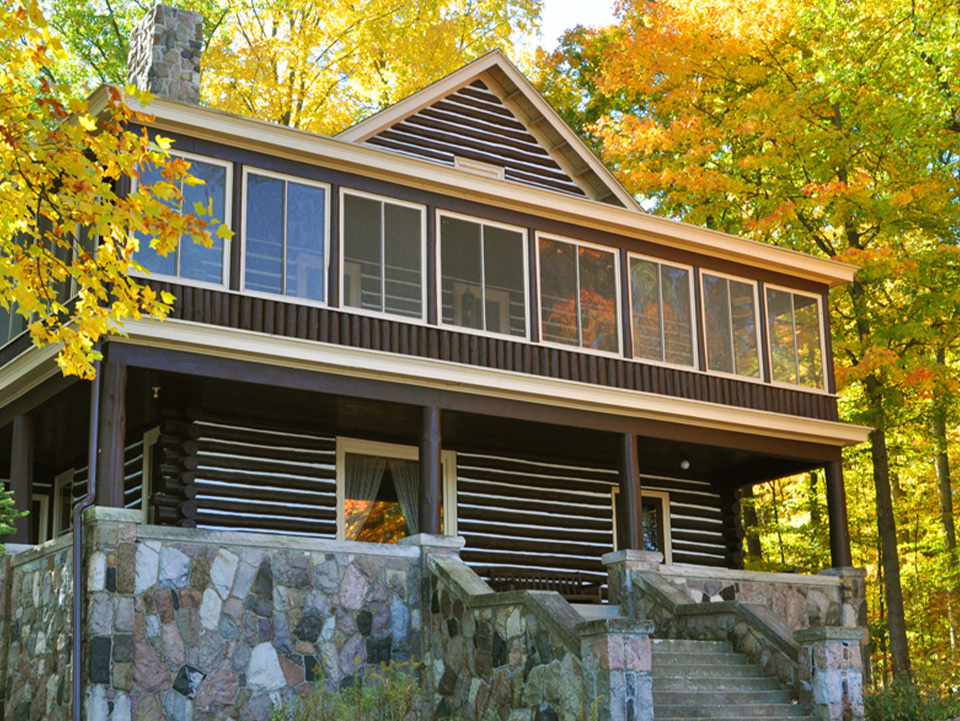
[0,6,872,721]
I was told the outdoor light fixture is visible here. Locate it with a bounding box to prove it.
[680,460,690,470]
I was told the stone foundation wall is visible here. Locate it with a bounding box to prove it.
[0,538,74,721]
[84,508,421,721]
[658,566,846,630]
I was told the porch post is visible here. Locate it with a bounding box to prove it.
[618,432,644,551]
[9,414,34,543]
[419,405,442,535]
[96,360,128,508]
[825,460,853,568]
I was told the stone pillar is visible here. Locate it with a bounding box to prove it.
[9,415,34,543]
[127,4,204,104]
[578,618,655,721]
[795,627,865,721]
[602,549,662,617]
[819,566,870,685]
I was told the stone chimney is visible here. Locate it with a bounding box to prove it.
[126,4,203,104]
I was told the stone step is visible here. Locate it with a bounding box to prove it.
[652,650,751,665]
[655,701,809,718]
[653,675,781,692]
[651,662,764,679]
[652,638,734,653]
[654,689,795,705]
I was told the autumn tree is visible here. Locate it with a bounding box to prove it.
[537,0,960,682]
[48,0,541,135]
[0,0,223,377]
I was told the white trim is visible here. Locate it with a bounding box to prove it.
[335,437,457,541]
[240,167,331,305]
[31,493,49,543]
[53,468,74,537]
[611,487,673,564]
[114,319,872,447]
[436,209,530,341]
[129,149,233,288]
[763,283,828,392]
[699,269,765,382]
[0,343,61,408]
[338,188,428,322]
[535,232,623,357]
[626,252,698,371]
[107,89,857,290]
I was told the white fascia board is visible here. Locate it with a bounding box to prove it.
[0,343,63,405]
[118,318,871,448]
[104,89,857,289]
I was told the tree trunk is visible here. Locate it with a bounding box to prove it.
[866,375,912,680]
[742,485,763,561]
[933,344,958,650]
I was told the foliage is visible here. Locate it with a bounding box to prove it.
[0,0,224,377]
[269,661,421,721]
[536,0,960,685]
[47,0,541,136]
[0,484,27,553]
[864,677,960,721]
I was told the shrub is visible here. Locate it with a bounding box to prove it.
[0,484,27,554]
[865,677,960,721]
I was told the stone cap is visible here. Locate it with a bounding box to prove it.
[576,617,655,638]
[602,549,664,567]
[398,534,465,550]
[794,626,866,644]
[818,567,868,580]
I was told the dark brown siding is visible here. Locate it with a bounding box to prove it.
[150,279,839,422]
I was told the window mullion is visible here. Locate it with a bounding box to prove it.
[281,182,288,296]
[657,264,665,363]
[479,226,487,332]
[791,293,800,384]
[175,179,184,277]
[575,245,582,348]
[380,202,386,313]
[727,279,737,375]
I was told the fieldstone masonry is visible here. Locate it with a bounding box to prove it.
[796,627,865,721]
[127,4,203,104]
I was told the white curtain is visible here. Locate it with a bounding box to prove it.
[390,459,421,536]
[344,454,387,539]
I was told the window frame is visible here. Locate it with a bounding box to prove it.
[699,268,764,381]
[52,467,74,538]
[31,493,49,544]
[239,167,331,307]
[534,232,623,358]
[763,283,829,393]
[435,209,530,341]
[129,149,233,290]
[610,486,672,564]
[334,437,457,542]
[338,188,428,324]
[626,252,698,371]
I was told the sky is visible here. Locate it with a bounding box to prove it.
[536,0,618,47]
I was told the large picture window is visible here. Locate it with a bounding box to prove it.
[335,438,457,543]
[341,191,425,319]
[629,255,695,367]
[243,169,328,302]
[766,287,825,389]
[133,152,231,286]
[538,236,619,353]
[438,213,527,337]
[701,271,761,378]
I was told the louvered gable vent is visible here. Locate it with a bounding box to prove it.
[365,80,587,198]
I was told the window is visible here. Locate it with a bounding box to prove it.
[341,191,425,319]
[766,287,825,389]
[701,272,761,378]
[133,152,231,286]
[52,468,75,537]
[242,169,328,302]
[629,255,695,367]
[611,487,672,563]
[335,438,456,543]
[538,236,619,353]
[438,213,527,337]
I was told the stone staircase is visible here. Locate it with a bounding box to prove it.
[652,638,815,720]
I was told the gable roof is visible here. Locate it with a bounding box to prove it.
[337,50,639,209]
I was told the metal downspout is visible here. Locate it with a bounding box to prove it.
[72,358,101,721]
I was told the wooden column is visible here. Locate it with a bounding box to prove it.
[419,405,442,535]
[618,432,644,551]
[96,360,128,508]
[825,460,853,568]
[9,415,34,543]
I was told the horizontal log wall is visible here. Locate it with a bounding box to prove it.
[456,452,729,585]
[149,280,837,422]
